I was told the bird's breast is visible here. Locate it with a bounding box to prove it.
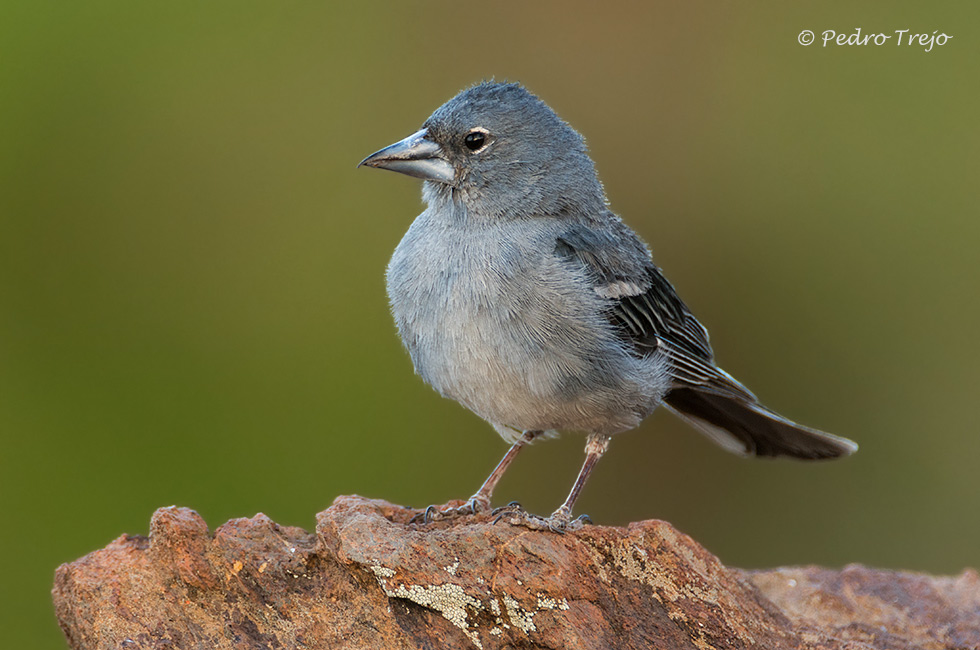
[385,213,666,434]
[386,218,561,385]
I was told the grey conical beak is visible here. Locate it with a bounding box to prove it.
[358,128,455,184]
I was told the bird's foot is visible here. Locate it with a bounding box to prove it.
[410,494,492,524]
[491,503,592,534]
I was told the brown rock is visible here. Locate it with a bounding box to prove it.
[53,495,980,650]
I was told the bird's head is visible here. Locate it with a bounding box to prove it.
[359,82,605,219]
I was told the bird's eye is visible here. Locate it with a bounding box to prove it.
[464,130,488,152]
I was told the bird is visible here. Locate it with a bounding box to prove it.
[358,81,857,533]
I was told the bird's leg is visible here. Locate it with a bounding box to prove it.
[495,433,611,533]
[466,429,540,511]
[412,430,540,524]
[547,433,610,531]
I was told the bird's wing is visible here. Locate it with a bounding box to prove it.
[554,219,858,460]
[554,220,755,401]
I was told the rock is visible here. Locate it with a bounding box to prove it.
[52,495,980,650]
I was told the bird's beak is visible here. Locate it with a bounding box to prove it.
[357,128,455,184]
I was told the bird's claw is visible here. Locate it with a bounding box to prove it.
[574,513,593,526]
[491,502,551,530]
[490,500,522,516]
[410,495,491,524]
[491,504,592,534]
[411,498,595,532]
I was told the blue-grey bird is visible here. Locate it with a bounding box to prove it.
[359,82,857,532]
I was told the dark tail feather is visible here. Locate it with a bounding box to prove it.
[664,387,858,460]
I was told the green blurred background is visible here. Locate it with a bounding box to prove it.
[2,2,978,646]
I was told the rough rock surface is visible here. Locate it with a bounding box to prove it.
[53,495,979,650]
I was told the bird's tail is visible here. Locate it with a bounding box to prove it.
[664,385,858,460]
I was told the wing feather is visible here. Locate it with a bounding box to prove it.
[552,218,856,460]
[554,220,744,397]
